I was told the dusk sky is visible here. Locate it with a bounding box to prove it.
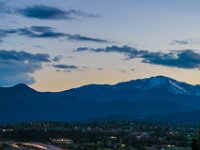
[1,0,200,91]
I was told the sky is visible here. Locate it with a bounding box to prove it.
[1,0,200,91]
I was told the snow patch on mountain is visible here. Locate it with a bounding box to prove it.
[168,80,190,95]
[114,76,200,96]
[146,76,169,88]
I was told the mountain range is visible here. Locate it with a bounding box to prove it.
[1,76,200,124]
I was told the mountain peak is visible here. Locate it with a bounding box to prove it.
[150,75,170,79]
[14,83,28,87]
[12,83,30,89]
[145,76,172,87]
[116,75,173,88]
[10,83,37,93]
[114,75,200,96]
[139,76,196,95]
[0,83,29,90]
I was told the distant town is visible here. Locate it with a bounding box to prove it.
[0,121,197,150]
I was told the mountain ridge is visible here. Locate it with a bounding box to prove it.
[0,75,200,124]
[1,75,200,95]
[62,76,200,97]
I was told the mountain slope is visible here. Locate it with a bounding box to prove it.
[0,76,200,124]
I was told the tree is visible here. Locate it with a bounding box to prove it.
[192,139,199,150]
[192,127,200,150]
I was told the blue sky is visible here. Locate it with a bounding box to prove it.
[1,0,200,91]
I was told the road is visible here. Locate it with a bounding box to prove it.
[0,142,66,150]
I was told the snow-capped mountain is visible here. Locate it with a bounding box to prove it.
[114,76,200,96]
[0,76,200,124]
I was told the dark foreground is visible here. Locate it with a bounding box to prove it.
[0,121,197,150]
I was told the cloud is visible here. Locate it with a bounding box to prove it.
[53,64,79,72]
[96,67,104,71]
[18,26,66,38]
[75,45,200,69]
[0,26,108,43]
[172,40,190,45]
[171,39,200,45]
[53,64,78,69]
[0,50,52,86]
[0,26,64,38]
[18,5,97,20]
[0,1,11,14]
[119,69,128,73]
[66,34,109,43]
[52,56,62,62]
[0,29,17,37]
[32,45,45,49]
[75,46,147,59]
[142,50,200,69]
